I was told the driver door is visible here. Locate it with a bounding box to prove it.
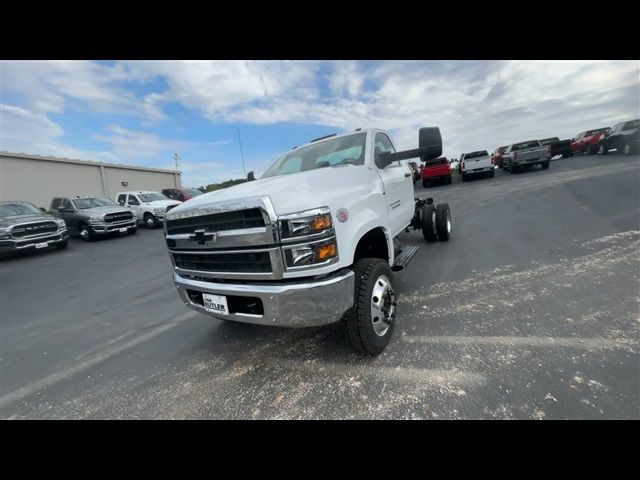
[373,132,414,236]
[127,194,142,218]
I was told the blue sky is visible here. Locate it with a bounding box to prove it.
[2,60,638,187]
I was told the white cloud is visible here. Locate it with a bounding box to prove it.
[2,60,638,171]
[1,60,166,121]
[1,104,64,141]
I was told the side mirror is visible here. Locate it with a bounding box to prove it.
[418,127,442,160]
[39,207,47,213]
[247,171,255,181]
[375,151,395,169]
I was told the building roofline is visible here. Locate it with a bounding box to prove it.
[0,151,181,175]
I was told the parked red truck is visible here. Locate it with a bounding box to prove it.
[421,157,452,187]
[571,128,610,155]
[491,146,508,168]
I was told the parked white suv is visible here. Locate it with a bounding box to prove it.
[116,191,182,228]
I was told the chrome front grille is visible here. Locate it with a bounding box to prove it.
[11,221,57,238]
[165,197,281,280]
[173,251,272,273]
[166,208,265,235]
[105,211,134,223]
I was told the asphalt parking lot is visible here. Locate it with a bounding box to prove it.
[1,154,639,419]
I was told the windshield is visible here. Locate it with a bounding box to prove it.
[585,128,608,136]
[139,193,169,202]
[71,196,118,209]
[0,202,42,217]
[183,188,202,197]
[465,151,489,159]
[262,133,367,179]
[512,140,542,151]
[539,138,559,146]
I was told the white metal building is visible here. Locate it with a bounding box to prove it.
[0,151,182,209]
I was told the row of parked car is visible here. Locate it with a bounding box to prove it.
[0,187,204,256]
[409,117,640,187]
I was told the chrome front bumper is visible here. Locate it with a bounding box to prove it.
[0,230,68,252]
[174,269,355,327]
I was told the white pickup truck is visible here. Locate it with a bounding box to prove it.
[503,140,551,173]
[163,127,452,355]
[116,191,182,228]
[460,150,494,181]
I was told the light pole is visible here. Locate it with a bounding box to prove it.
[173,152,181,171]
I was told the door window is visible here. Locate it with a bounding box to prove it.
[128,195,140,206]
[117,194,127,205]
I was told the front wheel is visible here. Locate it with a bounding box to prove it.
[127,226,138,235]
[344,258,397,356]
[598,143,607,155]
[623,143,631,155]
[541,161,550,170]
[56,240,68,250]
[78,223,94,242]
[143,214,157,229]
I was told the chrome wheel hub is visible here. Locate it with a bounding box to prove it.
[371,274,397,337]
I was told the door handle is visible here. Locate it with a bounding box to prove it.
[404,173,411,177]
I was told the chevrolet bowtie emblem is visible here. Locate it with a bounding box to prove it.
[189,229,218,245]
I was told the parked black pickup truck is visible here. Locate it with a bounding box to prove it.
[540,137,573,158]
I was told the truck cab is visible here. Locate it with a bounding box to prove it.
[164,127,452,355]
[116,191,182,229]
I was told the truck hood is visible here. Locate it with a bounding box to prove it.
[76,206,133,215]
[0,212,57,227]
[145,199,182,208]
[172,165,372,217]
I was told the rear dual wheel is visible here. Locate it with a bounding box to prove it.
[421,203,451,242]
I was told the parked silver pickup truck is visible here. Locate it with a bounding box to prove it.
[503,140,551,173]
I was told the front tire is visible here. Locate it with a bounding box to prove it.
[421,204,438,242]
[56,240,68,250]
[143,213,157,229]
[78,223,93,242]
[599,143,607,155]
[344,258,397,356]
[127,226,138,235]
[541,161,550,170]
[623,143,631,155]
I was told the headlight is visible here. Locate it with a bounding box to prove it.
[89,216,103,223]
[0,226,11,239]
[284,238,338,268]
[54,218,66,228]
[154,207,165,215]
[279,207,333,240]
